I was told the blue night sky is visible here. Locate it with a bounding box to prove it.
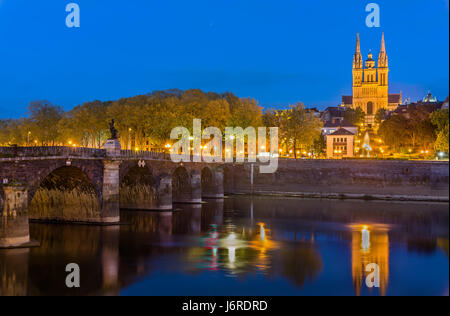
[0,0,448,118]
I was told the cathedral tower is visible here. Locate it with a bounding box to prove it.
[343,33,401,128]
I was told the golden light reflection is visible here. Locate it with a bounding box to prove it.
[361,226,370,251]
[350,224,390,296]
[260,223,266,242]
[205,223,280,274]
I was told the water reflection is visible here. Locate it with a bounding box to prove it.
[350,224,390,296]
[0,196,448,296]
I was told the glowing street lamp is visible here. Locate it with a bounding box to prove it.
[361,225,370,251]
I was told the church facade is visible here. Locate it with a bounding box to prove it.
[342,33,402,127]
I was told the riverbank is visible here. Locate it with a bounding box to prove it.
[231,191,449,203]
[229,160,449,202]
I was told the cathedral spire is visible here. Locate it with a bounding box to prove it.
[353,33,363,69]
[378,32,388,68]
[380,32,386,53]
[356,33,361,54]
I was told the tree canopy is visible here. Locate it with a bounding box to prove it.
[378,105,437,151]
[0,90,264,149]
[263,103,323,158]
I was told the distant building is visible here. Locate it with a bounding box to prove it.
[326,128,355,159]
[321,106,346,123]
[306,107,322,119]
[391,92,444,119]
[442,96,449,110]
[342,33,402,127]
[322,120,358,137]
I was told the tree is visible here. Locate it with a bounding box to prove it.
[375,108,387,124]
[279,103,323,158]
[378,115,410,149]
[344,107,366,126]
[227,97,263,128]
[27,100,63,146]
[59,101,110,148]
[435,124,449,153]
[262,109,282,129]
[0,120,9,145]
[431,109,449,153]
[313,134,326,157]
[378,106,437,152]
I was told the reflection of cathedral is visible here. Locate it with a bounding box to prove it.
[351,226,390,296]
[342,33,402,127]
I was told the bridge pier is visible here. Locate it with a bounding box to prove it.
[0,185,31,248]
[202,169,224,199]
[190,171,203,203]
[101,160,121,224]
[173,170,202,204]
[155,174,172,210]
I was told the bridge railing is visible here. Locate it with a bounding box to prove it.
[0,146,107,158]
[0,146,173,160]
[119,149,170,160]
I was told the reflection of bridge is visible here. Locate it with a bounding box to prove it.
[0,144,234,248]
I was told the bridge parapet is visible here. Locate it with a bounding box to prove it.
[120,149,169,160]
[0,146,173,161]
[0,146,106,158]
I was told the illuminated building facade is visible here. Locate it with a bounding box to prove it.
[342,33,402,127]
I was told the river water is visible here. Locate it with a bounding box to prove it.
[0,196,448,296]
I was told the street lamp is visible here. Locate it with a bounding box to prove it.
[128,128,132,150]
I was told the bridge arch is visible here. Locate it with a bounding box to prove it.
[29,165,101,222]
[26,160,103,204]
[201,166,225,199]
[172,166,191,203]
[120,163,156,210]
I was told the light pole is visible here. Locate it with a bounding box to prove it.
[27,131,31,146]
[128,128,133,150]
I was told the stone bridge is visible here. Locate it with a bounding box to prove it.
[0,143,234,248]
[2,143,448,249]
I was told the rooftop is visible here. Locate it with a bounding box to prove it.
[330,128,355,136]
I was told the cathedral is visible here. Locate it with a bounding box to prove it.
[342,33,402,127]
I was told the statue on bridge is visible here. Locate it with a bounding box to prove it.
[109,119,119,140]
